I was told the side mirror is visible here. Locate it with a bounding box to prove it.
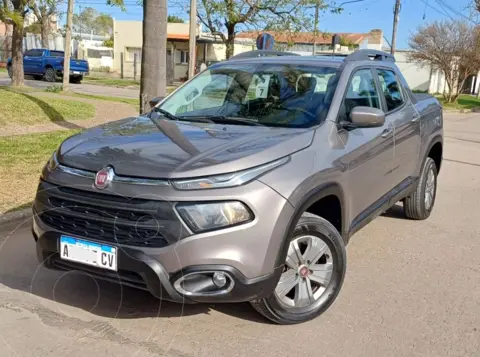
[349,106,385,128]
[149,96,164,109]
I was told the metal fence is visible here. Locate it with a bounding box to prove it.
[0,33,84,63]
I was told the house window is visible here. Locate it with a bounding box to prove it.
[126,47,141,62]
[175,50,189,64]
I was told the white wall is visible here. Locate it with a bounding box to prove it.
[394,51,432,92]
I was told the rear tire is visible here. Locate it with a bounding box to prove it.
[70,75,82,84]
[44,67,57,82]
[250,212,346,325]
[404,157,438,220]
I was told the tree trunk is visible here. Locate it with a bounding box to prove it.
[41,18,49,49]
[140,0,167,114]
[225,38,234,59]
[3,24,13,58]
[11,23,24,87]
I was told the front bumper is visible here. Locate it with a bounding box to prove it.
[33,217,281,303]
[32,176,293,303]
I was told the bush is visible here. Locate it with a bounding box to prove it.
[45,84,63,93]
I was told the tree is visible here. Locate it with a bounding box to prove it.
[167,14,184,23]
[140,0,167,113]
[0,0,32,86]
[73,7,113,35]
[28,0,62,48]
[409,20,480,103]
[103,35,113,47]
[193,0,323,59]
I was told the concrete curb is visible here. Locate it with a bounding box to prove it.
[443,106,480,114]
[0,208,33,226]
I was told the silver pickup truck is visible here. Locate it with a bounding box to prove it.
[33,49,443,324]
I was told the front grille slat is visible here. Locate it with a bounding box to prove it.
[51,255,148,290]
[37,181,178,248]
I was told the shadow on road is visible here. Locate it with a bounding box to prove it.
[0,220,269,324]
[381,203,406,220]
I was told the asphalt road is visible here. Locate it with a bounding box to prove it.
[0,75,139,99]
[1,112,480,357]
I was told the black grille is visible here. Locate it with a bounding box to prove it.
[36,181,186,247]
[50,254,148,290]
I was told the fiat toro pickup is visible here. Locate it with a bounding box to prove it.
[32,49,443,324]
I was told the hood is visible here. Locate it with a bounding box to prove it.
[57,116,315,179]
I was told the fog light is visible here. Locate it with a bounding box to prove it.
[212,272,227,287]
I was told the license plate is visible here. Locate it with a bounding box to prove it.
[71,71,80,74]
[60,236,117,271]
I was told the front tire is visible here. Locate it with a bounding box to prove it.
[250,212,346,324]
[404,157,438,220]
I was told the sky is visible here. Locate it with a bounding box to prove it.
[65,0,477,49]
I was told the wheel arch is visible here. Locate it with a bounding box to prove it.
[273,182,347,270]
[420,135,443,176]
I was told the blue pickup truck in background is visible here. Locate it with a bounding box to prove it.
[7,49,89,83]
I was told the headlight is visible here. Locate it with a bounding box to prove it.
[41,151,59,180]
[172,157,289,190]
[176,201,253,233]
[46,151,59,172]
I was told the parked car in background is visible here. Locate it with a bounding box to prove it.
[7,49,89,83]
[33,49,443,324]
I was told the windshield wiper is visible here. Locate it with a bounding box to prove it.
[152,107,181,121]
[185,115,265,126]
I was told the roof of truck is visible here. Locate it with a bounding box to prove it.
[213,55,345,68]
[213,49,395,69]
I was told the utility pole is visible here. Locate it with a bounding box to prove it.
[62,0,74,90]
[78,4,82,40]
[188,0,197,79]
[391,0,401,55]
[312,0,320,55]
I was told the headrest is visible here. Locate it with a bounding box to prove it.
[297,76,317,93]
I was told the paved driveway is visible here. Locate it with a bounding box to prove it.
[0,75,138,99]
[0,112,479,357]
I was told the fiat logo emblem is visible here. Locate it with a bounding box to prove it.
[94,166,114,189]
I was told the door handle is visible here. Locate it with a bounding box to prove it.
[412,115,421,122]
[381,128,392,138]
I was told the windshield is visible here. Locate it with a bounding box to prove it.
[158,63,339,128]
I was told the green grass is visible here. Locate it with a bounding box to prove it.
[0,68,6,73]
[0,130,80,213]
[0,86,96,126]
[83,76,140,87]
[436,94,480,110]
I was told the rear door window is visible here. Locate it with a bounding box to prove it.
[377,69,404,112]
[49,51,64,57]
[29,49,44,57]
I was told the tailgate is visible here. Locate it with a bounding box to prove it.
[70,59,89,73]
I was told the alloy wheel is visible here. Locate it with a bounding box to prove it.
[275,235,333,309]
[424,167,436,210]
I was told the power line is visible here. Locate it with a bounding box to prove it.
[391,0,401,55]
[433,0,478,24]
[418,0,454,20]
